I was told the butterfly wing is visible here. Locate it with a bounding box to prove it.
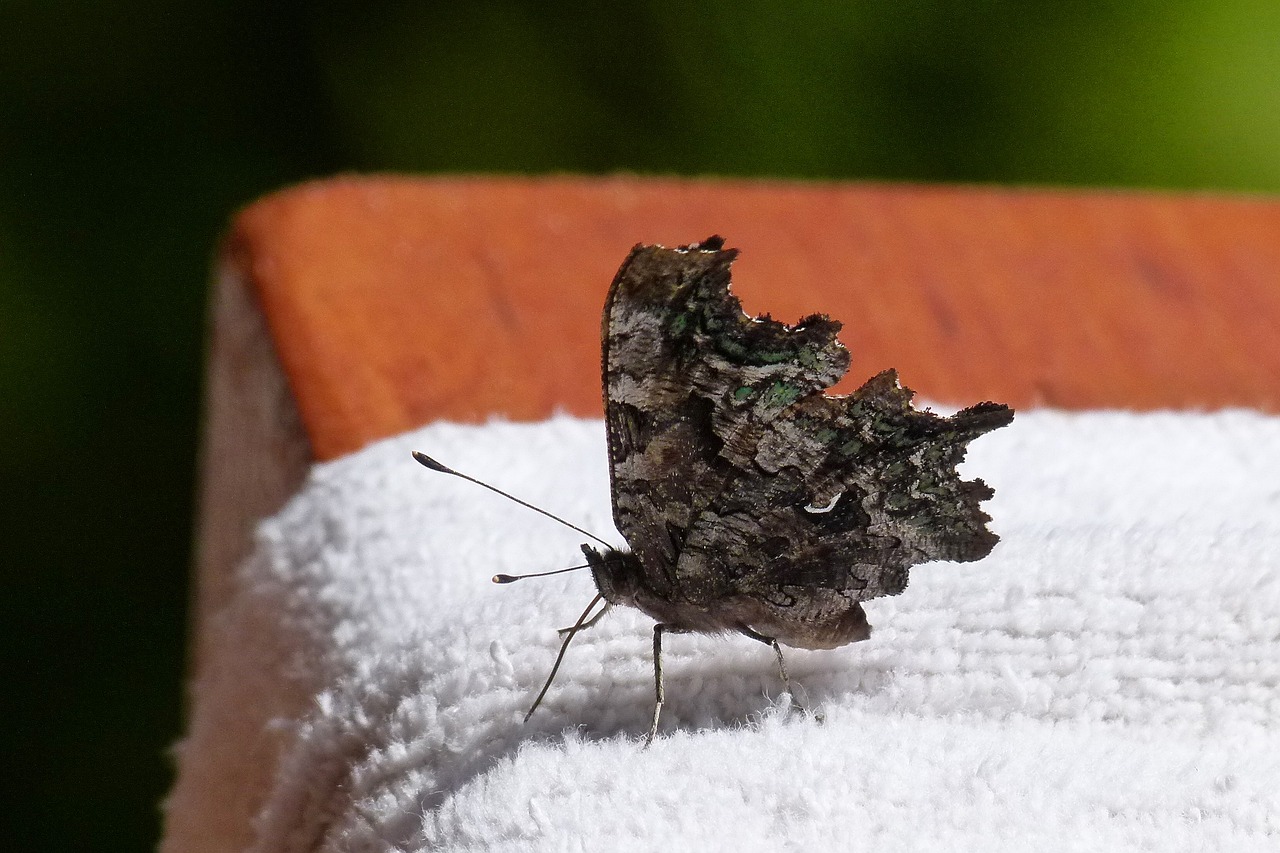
[602,238,770,601]
[602,237,1012,645]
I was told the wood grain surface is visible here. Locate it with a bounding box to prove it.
[223,175,1280,461]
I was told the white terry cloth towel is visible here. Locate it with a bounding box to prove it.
[172,410,1280,852]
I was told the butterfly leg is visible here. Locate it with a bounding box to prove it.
[738,627,807,716]
[646,623,688,747]
[556,602,612,636]
[524,594,604,724]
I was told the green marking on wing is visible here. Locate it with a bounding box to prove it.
[761,380,802,408]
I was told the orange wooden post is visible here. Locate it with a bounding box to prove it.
[172,176,1280,853]
[227,176,1280,462]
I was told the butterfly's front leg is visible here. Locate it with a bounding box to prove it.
[556,602,612,636]
[738,627,807,717]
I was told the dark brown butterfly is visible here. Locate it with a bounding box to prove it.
[417,236,1012,743]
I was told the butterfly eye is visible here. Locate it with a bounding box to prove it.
[803,492,843,514]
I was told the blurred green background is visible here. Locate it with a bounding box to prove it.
[2,1,1277,848]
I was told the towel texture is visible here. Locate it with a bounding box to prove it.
[173,411,1280,851]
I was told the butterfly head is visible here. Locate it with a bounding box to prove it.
[580,543,645,607]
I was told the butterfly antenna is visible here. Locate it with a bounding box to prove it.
[525,593,606,723]
[493,564,589,584]
[413,451,613,548]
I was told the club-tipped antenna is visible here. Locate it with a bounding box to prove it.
[413,451,612,549]
[493,564,589,584]
[524,593,606,723]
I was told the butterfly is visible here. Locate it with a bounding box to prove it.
[417,236,1012,743]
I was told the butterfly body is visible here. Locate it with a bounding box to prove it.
[415,235,1012,741]
[582,543,871,649]
[595,236,1012,653]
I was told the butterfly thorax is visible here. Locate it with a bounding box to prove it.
[582,543,733,634]
[582,543,872,647]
